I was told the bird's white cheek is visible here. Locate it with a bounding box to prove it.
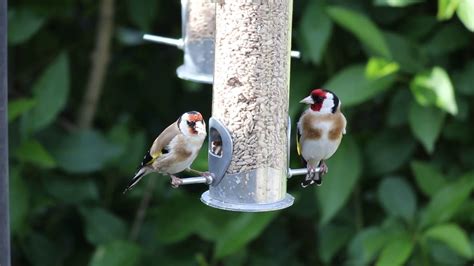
[196,124,206,135]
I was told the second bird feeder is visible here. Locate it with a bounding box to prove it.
[201,0,295,212]
[144,0,299,84]
[144,0,215,83]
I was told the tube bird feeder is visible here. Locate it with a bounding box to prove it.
[200,0,295,212]
[144,0,216,83]
[143,0,300,84]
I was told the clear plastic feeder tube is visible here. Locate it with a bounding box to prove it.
[177,0,215,83]
[144,0,215,84]
[201,0,295,212]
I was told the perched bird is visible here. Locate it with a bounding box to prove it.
[123,111,207,193]
[297,88,346,187]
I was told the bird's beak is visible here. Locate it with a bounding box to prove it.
[300,96,314,104]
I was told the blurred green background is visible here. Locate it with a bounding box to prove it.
[7,0,474,265]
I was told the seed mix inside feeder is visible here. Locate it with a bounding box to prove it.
[143,0,300,85]
[142,0,310,212]
[201,0,295,212]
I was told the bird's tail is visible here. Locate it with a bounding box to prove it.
[123,168,149,194]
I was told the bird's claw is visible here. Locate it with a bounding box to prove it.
[201,171,212,177]
[308,167,316,180]
[170,175,183,188]
[319,161,328,176]
[201,171,214,185]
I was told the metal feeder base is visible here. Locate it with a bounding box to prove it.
[176,65,213,84]
[200,191,294,212]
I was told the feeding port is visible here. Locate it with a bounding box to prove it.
[200,0,295,212]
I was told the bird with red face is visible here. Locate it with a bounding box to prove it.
[297,89,346,187]
[123,111,207,193]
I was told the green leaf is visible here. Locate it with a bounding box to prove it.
[365,129,416,175]
[399,16,438,40]
[196,208,237,242]
[377,177,416,223]
[326,6,391,58]
[8,8,46,45]
[317,137,362,225]
[126,0,158,31]
[423,23,471,56]
[421,172,474,227]
[318,224,354,263]
[89,240,141,266]
[44,178,99,204]
[454,60,474,96]
[348,227,391,264]
[365,57,399,79]
[154,193,207,244]
[15,140,56,168]
[457,0,474,31]
[8,98,36,122]
[384,32,426,73]
[49,130,122,173]
[23,232,64,266]
[425,223,473,259]
[376,233,414,266]
[215,212,278,259]
[79,207,127,245]
[410,161,446,197]
[410,66,457,115]
[324,64,396,107]
[438,0,461,20]
[22,53,69,132]
[9,169,29,236]
[374,0,423,7]
[409,103,446,153]
[300,0,333,64]
[386,89,411,127]
[106,120,146,173]
[429,240,469,265]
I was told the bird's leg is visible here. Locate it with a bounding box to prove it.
[186,168,206,176]
[186,168,212,178]
[319,160,329,175]
[301,166,316,188]
[170,175,183,188]
[307,166,316,180]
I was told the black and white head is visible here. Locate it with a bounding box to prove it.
[177,111,206,137]
[299,88,341,114]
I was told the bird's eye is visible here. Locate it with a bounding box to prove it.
[187,121,196,127]
[314,96,324,103]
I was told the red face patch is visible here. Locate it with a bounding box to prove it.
[188,113,203,122]
[309,89,328,112]
[311,88,327,98]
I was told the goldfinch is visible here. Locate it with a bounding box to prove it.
[123,111,207,193]
[297,89,346,187]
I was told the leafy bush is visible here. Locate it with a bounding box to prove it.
[8,0,474,265]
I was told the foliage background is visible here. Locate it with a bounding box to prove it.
[7,0,474,265]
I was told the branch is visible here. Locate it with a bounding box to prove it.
[77,0,114,128]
